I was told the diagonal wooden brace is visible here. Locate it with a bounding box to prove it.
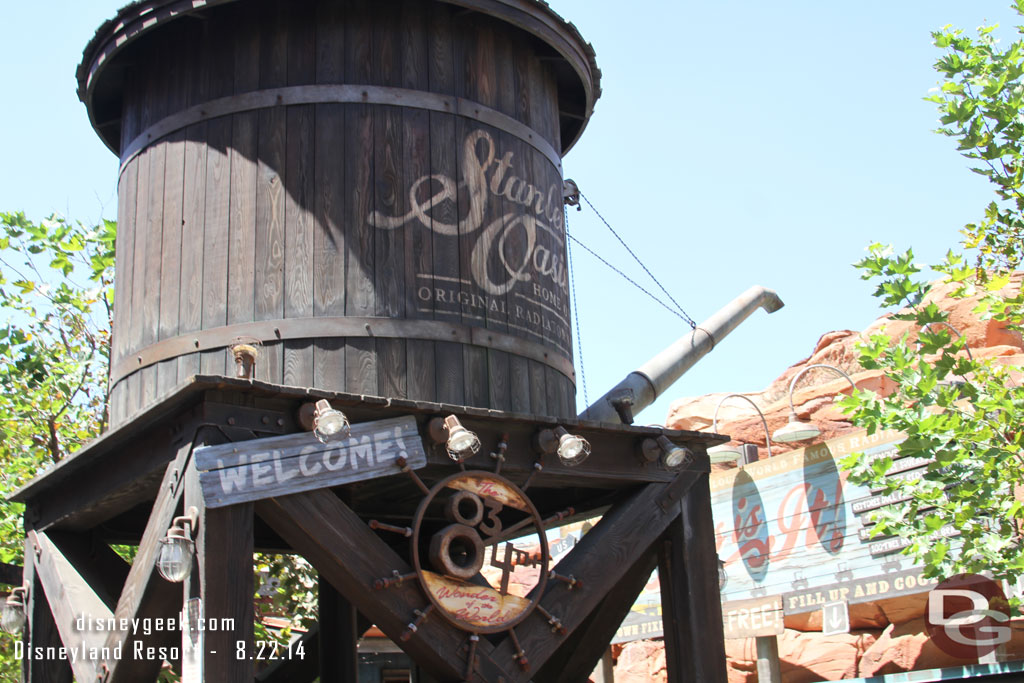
[29,530,114,683]
[101,435,196,683]
[532,543,661,682]
[486,466,706,681]
[255,490,519,682]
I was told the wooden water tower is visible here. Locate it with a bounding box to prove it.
[12,1,730,681]
[93,0,590,428]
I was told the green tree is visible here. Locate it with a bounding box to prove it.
[0,212,315,678]
[841,5,1024,592]
[0,210,115,677]
[0,211,115,560]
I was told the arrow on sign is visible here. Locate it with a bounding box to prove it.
[821,600,850,636]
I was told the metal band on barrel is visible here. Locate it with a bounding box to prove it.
[109,316,575,386]
[118,85,563,177]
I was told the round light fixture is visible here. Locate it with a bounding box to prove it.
[313,399,351,444]
[656,436,692,470]
[1,588,26,635]
[443,416,481,462]
[707,444,743,464]
[555,427,591,467]
[772,413,822,443]
[156,508,199,583]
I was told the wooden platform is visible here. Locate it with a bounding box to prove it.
[13,375,730,682]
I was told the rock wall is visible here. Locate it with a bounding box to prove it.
[604,276,1024,682]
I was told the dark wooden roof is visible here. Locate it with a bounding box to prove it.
[76,0,602,156]
[11,374,725,506]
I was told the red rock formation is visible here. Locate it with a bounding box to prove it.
[618,275,1024,681]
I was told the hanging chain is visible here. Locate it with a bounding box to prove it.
[580,191,697,329]
[565,206,589,407]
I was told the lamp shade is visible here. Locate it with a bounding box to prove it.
[707,444,742,464]
[772,418,821,443]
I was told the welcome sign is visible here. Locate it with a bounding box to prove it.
[194,415,427,508]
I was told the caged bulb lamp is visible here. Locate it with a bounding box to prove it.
[641,435,693,470]
[554,427,591,467]
[156,507,199,583]
[535,426,592,467]
[438,415,482,462]
[772,364,856,444]
[707,394,773,464]
[1,586,27,635]
[313,399,351,445]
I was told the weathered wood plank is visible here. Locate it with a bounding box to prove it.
[195,415,426,507]
[113,162,138,369]
[676,476,729,682]
[102,437,195,683]
[47,531,131,614]
[200,118,232,376]
[318,572,358,681]
[227,109,257,328]
[406,339,436,403]
[30,530,113,683]
[254,2,288,385]
[464,345,488,408]
[283,6,316,388]
[177,122,208,382]
[346,339,377,395]
[313,0,346,392]
[25,542,72,683]
[528,358,547,415]
[198,12,235,378]
[187,457,255,682]
[223,12,259,340]
[372,11,407,402]
[128,145,151,416]
[343,1,376,396]
[157,130,186,396]
[484,470,706,682]
[533,544,659,683]
[111,158,139,424]
[253,490,515,681]
[509,354,530,413]
[488,349,512,411]
[400,0,432,323]
[720,596,784,640]
[377,338,408,399]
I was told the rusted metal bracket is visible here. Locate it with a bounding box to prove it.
[198,402,294,435]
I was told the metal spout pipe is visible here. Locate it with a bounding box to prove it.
[579,285,784,424]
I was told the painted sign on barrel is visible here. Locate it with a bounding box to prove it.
[711,428,943,613]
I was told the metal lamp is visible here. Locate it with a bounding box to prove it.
[157,507,199,583]
[313,399,351,444]
[772,364,856,444]
[442,415,482,462]
[708,393,773,464]
[641,435,693,470]
[554,427,591,467]
[1,586,27,635]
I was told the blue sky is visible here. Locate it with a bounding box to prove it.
[0,1,1015,426]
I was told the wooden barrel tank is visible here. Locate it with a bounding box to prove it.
[78,0,600,427]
